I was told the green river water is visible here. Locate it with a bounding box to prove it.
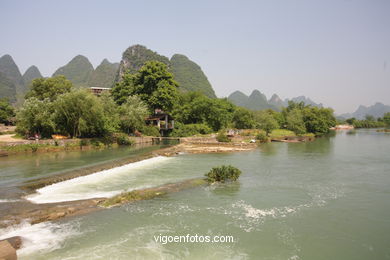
[0,129,389,259]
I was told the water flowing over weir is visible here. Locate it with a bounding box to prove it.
[26,156,175,204]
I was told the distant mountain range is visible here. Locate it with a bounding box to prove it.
[0,44,217,103]
[227,90,323,111]
[339,102,390,120]
[117,45,216,98]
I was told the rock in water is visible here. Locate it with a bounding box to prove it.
[0,240,17,260]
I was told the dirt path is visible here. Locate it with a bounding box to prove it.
[0,134,23,143]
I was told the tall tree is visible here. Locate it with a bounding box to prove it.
[25,75,73,101]
[16,97,55,138]
[54,90,109,138]
[0,98,15,124]
[112,61,179,112]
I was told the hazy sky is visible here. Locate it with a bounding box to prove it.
[1,0,389,113]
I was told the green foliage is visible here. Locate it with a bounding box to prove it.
[232,107,255,129]
[384,112,390,127]
[281,101,336,135]
[269,129,296,138]
[111,73,136,105]
[79,139,90,146]
[141,125,161,137]
[0,98,15,124]
[253,110,279,134]
[216,130,230,142]
[255,130,269,143]
[170,122,212,137]
[170,54,216,98]
[352,118,385,128]
[113,61,179,112]
[301,106,336,135]
[54,90,111,138]
[173,92,235,131]
[115,133,134,145]
[16,97,55,138]
[52,55,94,88]
[285,108,306,135]
[205,165,242,183]
[119,95,148,134]
[25,75,73,101]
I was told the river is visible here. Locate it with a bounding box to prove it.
[0,129,389,259]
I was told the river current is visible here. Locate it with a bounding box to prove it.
[0,129,389,259]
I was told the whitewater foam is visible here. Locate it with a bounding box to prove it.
[0,221,80,257]
[0,199,22,203]
[26,156,172,204]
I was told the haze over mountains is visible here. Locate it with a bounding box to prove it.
[1,44,389,118]
[339,103,390,120]
[227,90,323,111]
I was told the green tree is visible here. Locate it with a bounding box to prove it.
[285,108,306,135]
[253,110,279,134]
[383,112,390,127]
[302,106,336,135]
[16,97,55,138]
[112,61,179,112]
[232,107,255,129]
[0,98,15,124]
[119,96,149,134]
[54,90,109,138]
[99,92,120,134]
[111,73,136,105]
[25,75,73,101]
[173,92,235,131]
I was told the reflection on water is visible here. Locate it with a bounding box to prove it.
[209,182,241,198]
[286,136,333,156]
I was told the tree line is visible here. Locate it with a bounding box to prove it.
[0,60,344,139]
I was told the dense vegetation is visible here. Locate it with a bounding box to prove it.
[170,54,216,98]
[205,165,242,183]
[0,98,15,124]
[16,76,149,138]
[11,58,339,141]
[345,115,386,128]
[112,61,179,112]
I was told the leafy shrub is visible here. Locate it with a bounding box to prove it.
[205,165,242,183]
[141,126,161,137]
[79,139,90,146]
[116,133,134,145]
[90,139,105,148]
[216,130,230,142]
[269,129,296,138]
[170,123,212,137]
[101,135,115,145]
[255,130,269,143]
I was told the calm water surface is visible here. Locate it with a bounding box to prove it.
[0,130,389,259]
